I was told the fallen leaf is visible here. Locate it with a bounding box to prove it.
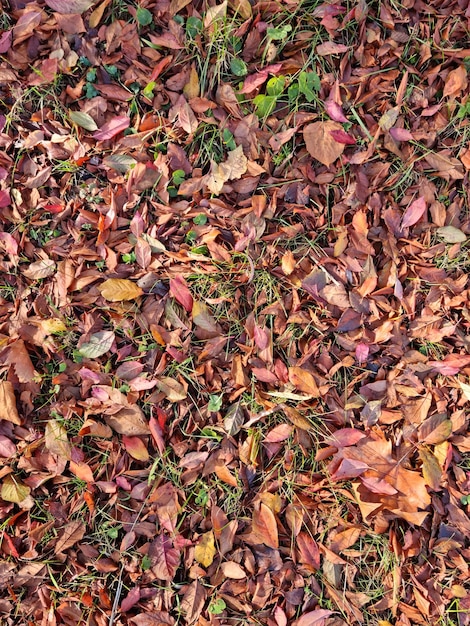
[206,145,248,195]
[252,503,279,548]
[45,0,95,13]
[93,116,130,141]
[45,419,71,459]
[224,401,245,436]
[293,609,333,626]
[54,521,86,554]
[170,275,193,312]
[304,121,345,166]
[122,436,150,462]
[443,65,467,98]
[98,278,143,302]
[194,530,216,567]
[105,406,150,436]
[78,331,115,359]
[150,534,180,580]
[436,225,467,243]
[220,561,246,579]
[1,474,31,503]
[401,196,426,228]
[0,381,21,425]
[181,580,206,623]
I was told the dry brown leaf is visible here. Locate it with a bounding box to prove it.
[0,381,21,425]
[54,521,86,554]
[304,121,345,166]
[443,65,467,98]
[156,377,187,402]
[288,366,320,397]
[105,406,150,436]
[220,561,246,579]
[45,0,95,12]
[45,419,71,460]
[252,503,279,548]
[98,278,143,302]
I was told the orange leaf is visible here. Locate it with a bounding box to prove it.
[252,503,279,548]
[288,366,320,397]
[122,436,150,462]
[0,381,21,425]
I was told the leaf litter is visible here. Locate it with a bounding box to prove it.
[0,1,470,625]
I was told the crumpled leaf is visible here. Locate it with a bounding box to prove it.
[98,278,143,302]
[206,145,248,194]
[304,121,345,166]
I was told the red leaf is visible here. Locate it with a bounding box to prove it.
[170,275,193,312]
[93,116,130,141]
[149,534,180,580]
[293,610,333,626]
[0,190,10,208]
[316,41,349,55]
[240,63,283,94]
[389,127,414,141]
[401,196,426,228]
[329,128,356,144]
[121,586,141,613]
[324,99,348,122]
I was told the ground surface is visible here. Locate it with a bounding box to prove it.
[0,1,470,625]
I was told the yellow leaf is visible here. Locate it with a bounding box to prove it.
[40,319,67,334]
[1,474,31,503]
[98,278,143,302]
[194,530,216,567]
